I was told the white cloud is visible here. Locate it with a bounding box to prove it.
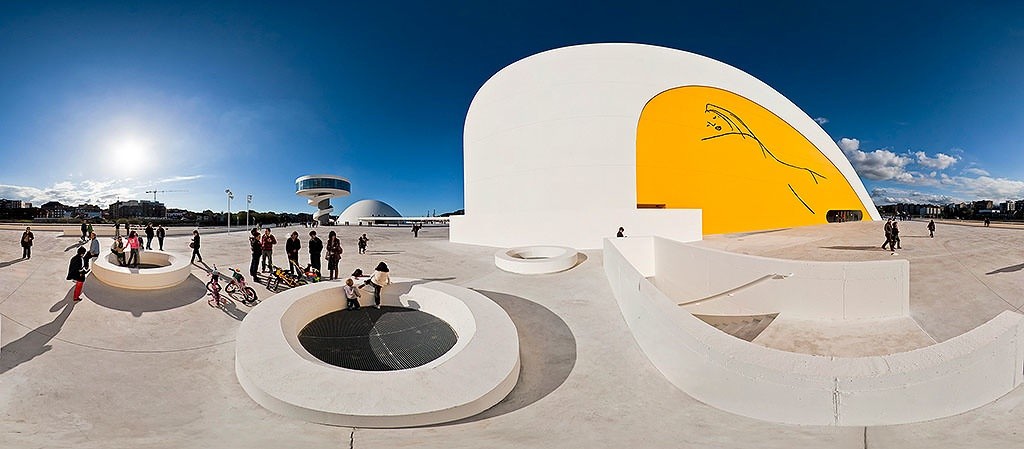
[0,174,204,207]
[814,117,829,125]
[943,176,1024,200]
[914,151,958,170]
[837,137,912,181]
[869,188,960,205]
[962,167,990,176]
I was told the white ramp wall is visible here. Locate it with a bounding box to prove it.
[652,237,909,320]
[604,238,1024,425]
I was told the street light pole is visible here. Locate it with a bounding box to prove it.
[246,194,252,229]
[225,189,234,231]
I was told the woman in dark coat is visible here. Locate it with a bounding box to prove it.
[67,247,88,301]
[325,231,342,280]
[21,226,33,259]
[308,231,323,274]
[190,230,203,263]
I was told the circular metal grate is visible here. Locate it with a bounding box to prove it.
[298,306,458,371]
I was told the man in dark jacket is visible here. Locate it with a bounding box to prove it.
[249,228,262,280]
[308,231,323,274]
[156,225,166,250]
[190,230,203,264]
[67,247,88,301]
[145,223,155,250]
[286,231,301,274]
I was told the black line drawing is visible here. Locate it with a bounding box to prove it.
[703,103,824,214]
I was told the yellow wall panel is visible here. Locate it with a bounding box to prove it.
[636,86,869,235]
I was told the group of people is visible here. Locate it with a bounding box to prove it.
[882,219,902,252]
[243,227,390,308]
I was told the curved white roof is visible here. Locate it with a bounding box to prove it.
[337,199,401,224]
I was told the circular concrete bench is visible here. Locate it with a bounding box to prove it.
[90,250,193,290]
[495,246,579,274]
[235,279,520,427]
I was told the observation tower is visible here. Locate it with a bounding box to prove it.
[295,174,350,225]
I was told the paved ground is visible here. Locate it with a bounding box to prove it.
[1,221,1023,448]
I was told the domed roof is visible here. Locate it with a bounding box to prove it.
[337,199,401,224]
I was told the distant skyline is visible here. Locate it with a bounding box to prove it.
[2,2,1024,213]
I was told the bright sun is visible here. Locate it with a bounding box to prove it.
[110,137,152,174]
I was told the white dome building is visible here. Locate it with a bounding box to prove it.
[337,199,401,225]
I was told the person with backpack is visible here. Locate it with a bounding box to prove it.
[190,230,203,264]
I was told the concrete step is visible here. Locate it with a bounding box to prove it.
[693,313,779,342]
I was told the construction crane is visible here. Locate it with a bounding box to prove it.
[145,189,188,202]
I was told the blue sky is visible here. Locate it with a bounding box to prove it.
[1,2,1023,213]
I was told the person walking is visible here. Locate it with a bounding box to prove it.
[412,223,421,238]
[156,225,166,250]
[190,230,203,264]
[343,277,361,310]
[67,247,88,301]
[882,219,893,250]
[20,226,33,259]
[362,261,391,309]
[111,236,127,266]
[115,221,121,238]
[308,231,324,274]
[927,220,936,238]
[891,222,902,250]
[126,231,141,267]
[326,230,342,280]
[248,228,262,281]
[145,223,155,250]
[260,228,277,272]
[84,232,100,269]
[80,220,88,241]
[617,227,626,238]
[358,234,369,254]
[984,217,991,227]
[286,231,301,274]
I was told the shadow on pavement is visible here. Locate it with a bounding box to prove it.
[0,292,78,375]
[0,258,26,268]
[443,289,577,425]
[83,274,206,317]
[821,245,888,251]
[986,263,1024,275]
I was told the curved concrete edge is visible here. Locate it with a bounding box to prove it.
[603,237,1024,426]
[627,236,909,320]
[90,250,192,290]
[494,246,579,274]
[235,280,520,427]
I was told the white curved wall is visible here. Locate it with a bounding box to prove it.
[90,250,192,290]
[235,280,520,427]
[604,238,1024,425]
[452,43,878,250]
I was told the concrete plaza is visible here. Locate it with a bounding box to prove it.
[1,220,1023,448]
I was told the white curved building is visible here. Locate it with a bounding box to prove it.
[450,43,879,250]
[337,199,401,225]
[296,175,350,225]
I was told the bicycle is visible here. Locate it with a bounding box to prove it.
[226,267,259,306]
[206,264,224,307]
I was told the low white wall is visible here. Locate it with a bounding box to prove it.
[494,246,580,274]
[90,250,192,290]
[652,237,909,320]
[236,280,520,428]
[604,238,1024,425]
[450,208,701,250]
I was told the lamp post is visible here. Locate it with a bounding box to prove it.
[225,189,234,231]
[246,194,252,229]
